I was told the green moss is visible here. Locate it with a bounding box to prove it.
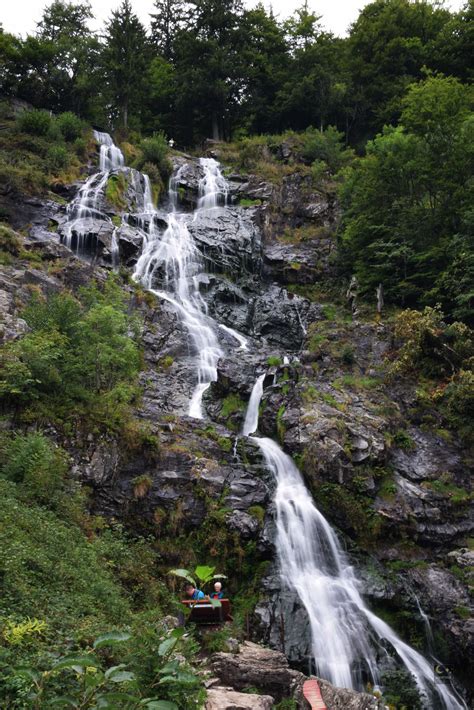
[160,355,174,369]
[454,605,470,619]
[105,172,127,210]
[239,197,262,207]
[392,429,415,450]
[267,355,282,367]
[423,478,471,504]
[332,374,380,391]
[276,405,286,443]
[248,505,265,524]
[221,393,245,418]
[312,481,384,547]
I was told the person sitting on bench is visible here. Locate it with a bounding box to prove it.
[185,583,205,600]
[210,581,224,599]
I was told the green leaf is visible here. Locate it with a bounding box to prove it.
[104,664,127,679]
[194,565,214,582]
[167,568,195,586]
[84,670,104,688]
[93,631,131,649]
[158,660,179,675]
[15,667,41,684]
[143,702,179,710]
[52,656,99,671]
[96,693,140,708]
[158,637,177,657]
[170,627,186,639]
[108,670,135,683]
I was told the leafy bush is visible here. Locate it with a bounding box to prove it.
[46,144,69,171]
[1,432,67,505]
[16,109,52,136]
[0,277,142,432]
[0,224,21,256]
[301,125,354,171]
[380,669,423,709]
[444,369,474,443]
[392,306,474,377]
[139,132,171,176]
[55,111,83,141]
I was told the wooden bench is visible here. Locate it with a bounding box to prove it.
[181,598,232,624]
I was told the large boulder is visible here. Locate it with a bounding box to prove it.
[205,687,273,710]
[210,641,305,702]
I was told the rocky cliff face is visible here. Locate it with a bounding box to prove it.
[1,146,472,706]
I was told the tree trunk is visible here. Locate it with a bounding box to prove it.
[212,113,220,141]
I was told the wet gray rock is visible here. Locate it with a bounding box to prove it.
[116,222,145,265]
[210,641,305,703]
[205,688,273,710]
[263,239,336,285]
[171,157,204,207]
[227,510,260,538]
[188,207,262,275]
[391,428,465,483]
[254,570,313,667]
[318,678,384,710]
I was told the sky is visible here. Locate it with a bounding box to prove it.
[2,0,466,38]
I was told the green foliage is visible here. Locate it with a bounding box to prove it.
[1,432,67,507]
[380,668,423,710]
[220,393,245,418]
[340,345,355,366]
[267,356,282,366]
[17,109,52,137]
[106,172,128,210]
[46,143,69,171]
[0,277,142,433]
[340,75,474,319]
[301,125,354,172]
[55,111,84,141]
[2,626,202,709]
[391,430,415,450]
[139,133,171,177]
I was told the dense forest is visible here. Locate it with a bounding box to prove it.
[0,1,473,709]
[1,0,473,318]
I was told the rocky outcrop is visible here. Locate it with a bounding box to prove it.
[210,641,305,703]
[210,642,384,709]
[318,679,384,710]
[205,688,273,710]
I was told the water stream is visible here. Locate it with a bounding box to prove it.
[132,158,228,418]
[243,375,466,709]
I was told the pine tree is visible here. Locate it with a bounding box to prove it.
[150,0,192,60]
[104,0,150,129]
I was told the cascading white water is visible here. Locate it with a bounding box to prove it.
[62,131,125,255]
[94,129,124,172]
[219,323,249,351]
[197,158,228,209]
[133,158,231,418]
[242,376,465,709]
[242,373,265,436]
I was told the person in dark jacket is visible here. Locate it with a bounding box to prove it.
[185,583,205,600]
[210,581,224,599]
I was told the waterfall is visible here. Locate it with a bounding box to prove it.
[242,376,465,709]
[242,373,265,436]
[62,131,125,255]
[133,158,231,418]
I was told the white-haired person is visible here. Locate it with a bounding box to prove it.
[210,581,224,599]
